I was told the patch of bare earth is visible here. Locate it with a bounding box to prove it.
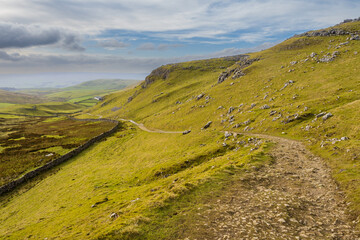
[182,134,360,240]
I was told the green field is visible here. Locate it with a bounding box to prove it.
[0,117,116,186]
[32,79,140,107]
[0,103,15,109]
[0,102,86,116]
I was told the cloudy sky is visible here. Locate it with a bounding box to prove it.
[0,0,359,87]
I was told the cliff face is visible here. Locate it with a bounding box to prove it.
[142,65,173,88]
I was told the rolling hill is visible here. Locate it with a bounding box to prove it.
[0,89,44,106]
[0,19,360,239]
[24,79,141,106]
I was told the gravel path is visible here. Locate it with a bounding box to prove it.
[89,117,360,239]
[182,134,360,240]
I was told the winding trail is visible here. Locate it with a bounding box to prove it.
[120,119,360,239]
[85,116,359,238]
[118,118,183,134]
[182,133,360,239]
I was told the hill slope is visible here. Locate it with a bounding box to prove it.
[41,79,140,105]
[0,19,360,239]
[0,89,44,105]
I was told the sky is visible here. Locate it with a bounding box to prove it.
[0,0,359,88]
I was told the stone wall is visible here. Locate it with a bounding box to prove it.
[0,118,119,196]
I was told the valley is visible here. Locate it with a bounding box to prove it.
[0,19,360,239]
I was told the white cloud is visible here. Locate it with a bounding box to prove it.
[0,42,276,74]
[0,0,359,41]
[137,43,156,50]
[97,39,130,49]
[0,22,84,51]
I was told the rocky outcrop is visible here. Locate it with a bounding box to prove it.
[294,18,360,38]
[142,65,174,88]
[217,56,260,83]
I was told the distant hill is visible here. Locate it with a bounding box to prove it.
[0,89,44,105]
[62,79,140,90]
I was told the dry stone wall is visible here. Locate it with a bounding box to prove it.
[0,117,119,196]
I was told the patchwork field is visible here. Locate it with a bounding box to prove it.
[0,117,116,186]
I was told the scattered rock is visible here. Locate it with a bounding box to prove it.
[182,130,191,135]
[228,107,235,114]
[197,93,205,100]
[224,131,232,138]
[269,110,277,116]
[261,104,270,109]
[280,80,294,91]
[290,61,298,65]
[243,119,252,125]
[127,96,133,103]
[217,106,224,110]
[244,126,254,131]
[202,121,212,129]
[316,112,327,118]
[340,136,349,141]
[232,69,245,79]
[322,113,333,121]
[350,35,360,40]
[319,55,335,63]
[110,212,119,219]
[250,103,256,109]
[310,52,317,58]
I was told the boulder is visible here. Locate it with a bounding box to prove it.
[202,121,212,129]
[224,131,232,138]
[182,130,191,135]
[310,52,317,58]
[350,35,360,40]
[269,110,277,116]
[261,104,270,109]
[196,93,205,100]
[228,106,235,114]
[322,113,333,121]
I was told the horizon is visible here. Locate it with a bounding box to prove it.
[0,0,360,88]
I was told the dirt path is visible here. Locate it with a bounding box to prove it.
[182,133,360,240]
[118,118,183,134]
[87,117,360,238]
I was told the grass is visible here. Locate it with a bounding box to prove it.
[0,117,116,186]
[0,103,15,109]
[81,20,360,229]
[0,122,271,239]
[42,79,140,106]
[0,102,86,116]
[0,90,44,104]
[0,20,360,239]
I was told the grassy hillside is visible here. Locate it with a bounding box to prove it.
[0,102,86,117]
[0,89,44,106]
[40,79,140,106]
[0,20,360,239]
